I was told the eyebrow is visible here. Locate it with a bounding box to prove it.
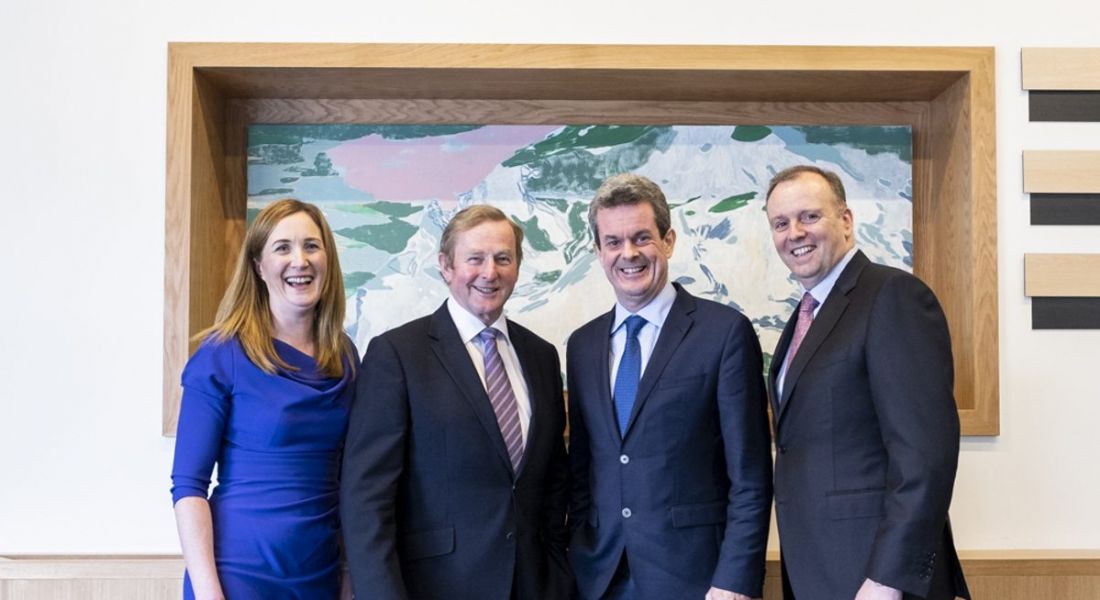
[269,236,322,245]
[603,229,650,239]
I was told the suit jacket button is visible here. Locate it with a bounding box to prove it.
[621,508,632,518]
[620,454,630,464]
[778,445,787,454]
[505,531,515,540]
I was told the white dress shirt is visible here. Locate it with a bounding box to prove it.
[777,246,859,398]
[608,282,678,393]
[447,298,532,444]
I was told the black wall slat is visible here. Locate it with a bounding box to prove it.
[1030,193,1100,225]
[1029,91,1100,122]
[1033,297,1100,329]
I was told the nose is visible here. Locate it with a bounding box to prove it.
[290,245,309,267]
[788,220,806,240]
[479,260,498,280]
[622,239,641,258]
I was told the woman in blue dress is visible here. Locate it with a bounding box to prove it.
[171,199,357,599]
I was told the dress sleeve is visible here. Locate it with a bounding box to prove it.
[170,339,235,505]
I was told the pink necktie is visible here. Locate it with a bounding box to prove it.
[786,292,819,367]
[478,328,524,472]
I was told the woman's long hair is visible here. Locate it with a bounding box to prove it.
[196,199,354,378]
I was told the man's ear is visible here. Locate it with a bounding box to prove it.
[437,252,451,283]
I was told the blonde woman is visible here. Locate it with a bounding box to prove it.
[171,199,357,599]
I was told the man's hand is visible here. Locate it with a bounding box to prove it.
[854,578,903,600]
[705,586,759,600]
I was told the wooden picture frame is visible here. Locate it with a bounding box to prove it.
[164,43,999,436]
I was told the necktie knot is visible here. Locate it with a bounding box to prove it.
[478,327,500,349]
[799,292,818,316]
[624,315,646,338]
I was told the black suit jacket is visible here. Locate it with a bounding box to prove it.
[769,251,970,600]
[340,303,571,600]
[567,284,773,600]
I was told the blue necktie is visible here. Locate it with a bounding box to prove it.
[613,315,646,436]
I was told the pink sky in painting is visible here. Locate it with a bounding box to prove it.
[326,126,559,201]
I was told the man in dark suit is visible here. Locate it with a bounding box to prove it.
[765,165,970,600]
[567,173,773,600]
[340,205,571,600]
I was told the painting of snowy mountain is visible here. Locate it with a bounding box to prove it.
[247,124,913,368]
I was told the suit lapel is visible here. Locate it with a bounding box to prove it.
[428,305,515,476]
[589,309,621,445]
[775,251,868,426]
[623,285,694,439]
[769,312,797,429]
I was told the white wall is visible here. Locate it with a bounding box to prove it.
[2,0,1098,554]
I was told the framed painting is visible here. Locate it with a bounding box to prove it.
[163,43,998,435]
[246,123,914,369]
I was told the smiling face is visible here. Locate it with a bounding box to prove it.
[255,211,328,323]
[595,202,676,312]
[439,218,520,326]
[766,172,854,290]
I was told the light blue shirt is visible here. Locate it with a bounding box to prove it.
[609,282,678,393]
[777,246,859,398]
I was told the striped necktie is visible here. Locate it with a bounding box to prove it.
[478,328,524,471]
[786,292,819,368]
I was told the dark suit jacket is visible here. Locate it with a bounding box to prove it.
[567,284,773,600]
[340,303,571,600]
[769,251,970,600]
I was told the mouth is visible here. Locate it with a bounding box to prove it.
[284,275,315,288]
[618,264,647,276]
[790,245,815,258]
[471,284,499,295]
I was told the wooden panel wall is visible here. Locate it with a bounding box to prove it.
[6,553,1100,599]
[163,43,999,435]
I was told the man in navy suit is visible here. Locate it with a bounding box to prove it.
[341,205,572,600]
[765,166,969,600]
[567,173,773,600]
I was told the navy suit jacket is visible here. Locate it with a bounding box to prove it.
[340,304,572,600]
[567,284,773,600]
[769,251,970,600]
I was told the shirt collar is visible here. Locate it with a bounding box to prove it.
[612,282,677,333]
[446,297,512,346]
[803,246,859,306]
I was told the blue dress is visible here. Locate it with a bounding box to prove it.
[171,336,354,600]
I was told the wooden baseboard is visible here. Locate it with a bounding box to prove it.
[3,551,1100,599]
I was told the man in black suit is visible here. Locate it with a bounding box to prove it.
[340,205,571,599]
[765,165,970,600]
[567,173,773,600]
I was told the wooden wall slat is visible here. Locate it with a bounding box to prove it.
[1022,48,1100,91]
[1023,151,1100,194]
[1024,254,1100,297]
